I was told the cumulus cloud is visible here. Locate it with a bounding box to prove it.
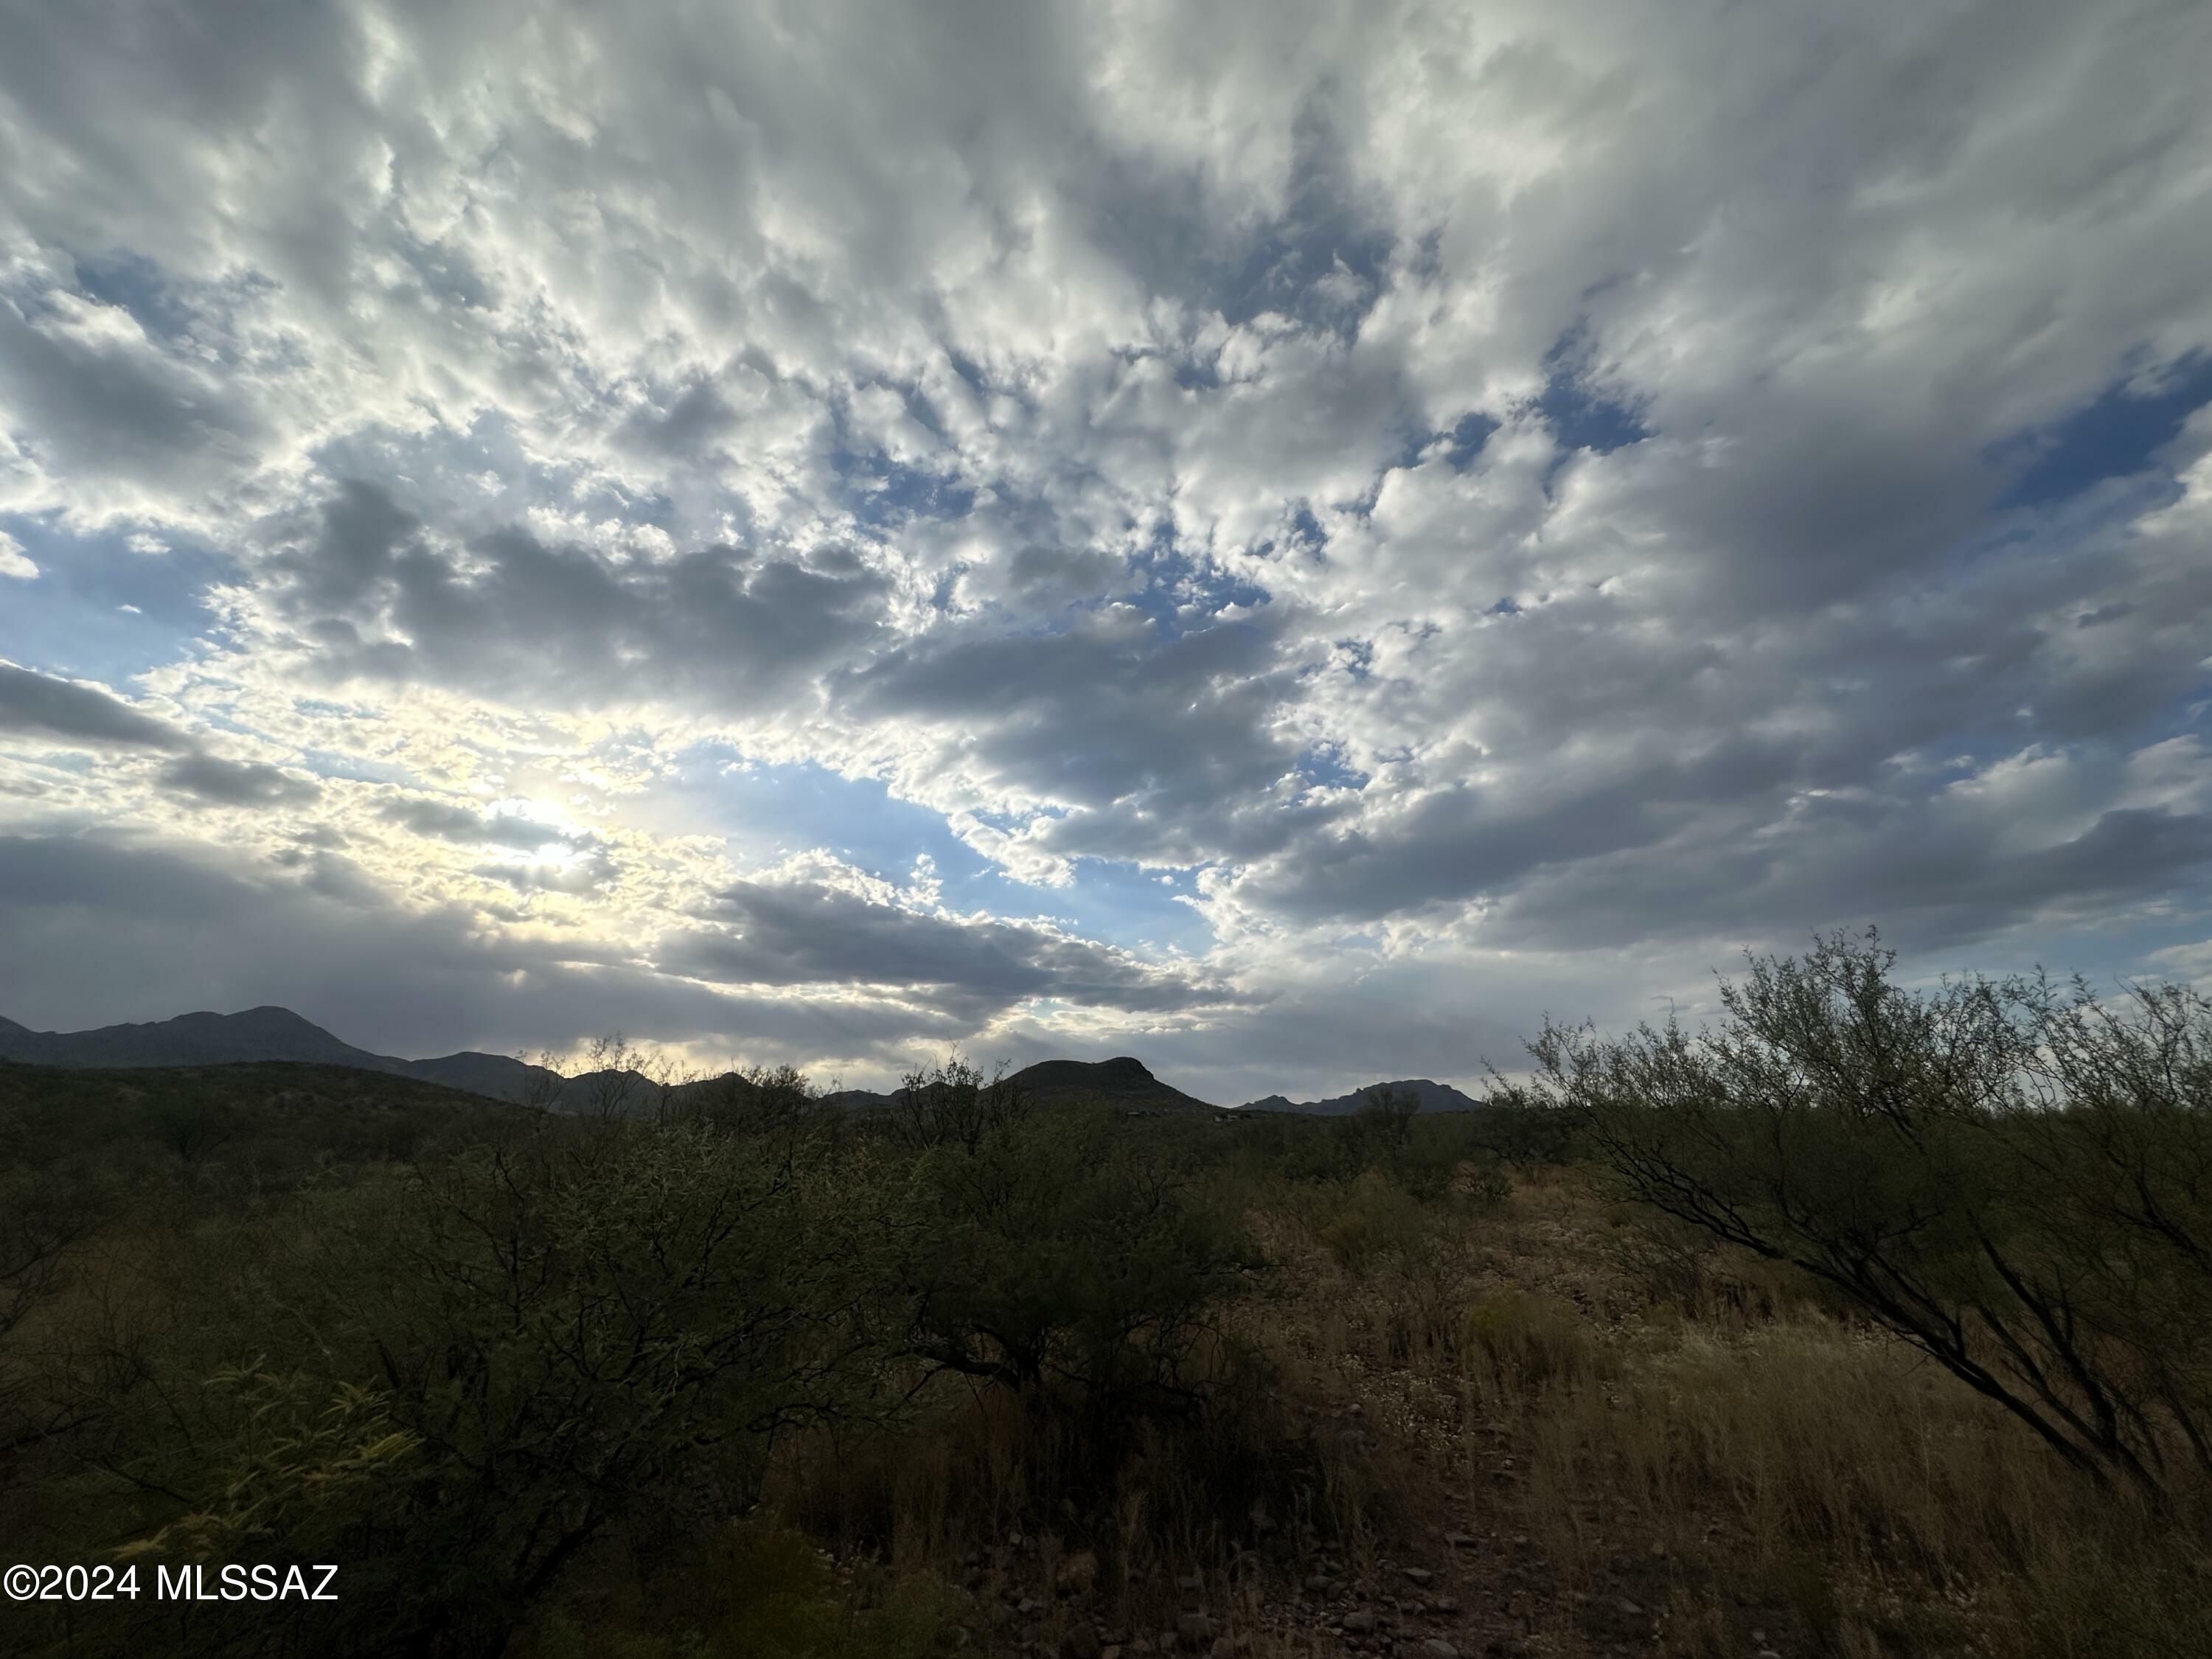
[0,0,2208,1094]
[158,752,322,808]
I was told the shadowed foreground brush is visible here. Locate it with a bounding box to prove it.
[1,941,2208,1657]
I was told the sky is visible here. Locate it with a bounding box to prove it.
[1,0,2209,1101]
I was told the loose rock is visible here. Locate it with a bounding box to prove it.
[1176,1613,1217,1643]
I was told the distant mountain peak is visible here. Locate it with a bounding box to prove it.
[170,1006,340,1034]
[1004,1054,1211,1110]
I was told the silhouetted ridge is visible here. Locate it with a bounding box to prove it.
[1006,1055,1213,1110]
[0,1006,563,1101]
[0,1006,1224,1113]
[0,1006,397,1071]
[1237,1077,1481,1116]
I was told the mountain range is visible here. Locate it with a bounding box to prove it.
[0,1006,1475,1116]
[0,1005,560,1099]
[0,1006,1222,1113]
[1237,1077,1483,1115]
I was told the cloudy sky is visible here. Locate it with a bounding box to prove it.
[1,0,2209,1099]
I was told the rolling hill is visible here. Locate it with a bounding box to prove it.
[0,1009,1222,1115]
[0,1006,566,1102]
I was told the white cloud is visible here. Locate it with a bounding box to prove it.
[0,0,2208,1094]
[0,531,35,580]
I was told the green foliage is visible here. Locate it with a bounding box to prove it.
[898,1091,1261,1418]
[886,1055,1034,1154]
[1535,927,2212,1506]
[5,1114,901,1656]
[1317,1169,1433,1273]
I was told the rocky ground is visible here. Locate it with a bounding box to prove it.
[949,1467,1798,1659]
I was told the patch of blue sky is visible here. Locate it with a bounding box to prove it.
[1387,410,1504,477]
[1295,742,1369,792]
[0,516,234,686]
[628,746,1212,955]
[1994,350,2212,510]
[1537,359,1649,459]
[1442,413,1501,473]
[633,746,975,874]
[1237,504,1328,570]
[831,437,974,532]
[1107,538,1273,639]
[1902,910,2212,998]
[1025,857,1212,956]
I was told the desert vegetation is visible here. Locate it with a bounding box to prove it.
[1,933,2207,1658]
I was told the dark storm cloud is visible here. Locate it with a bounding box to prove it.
[1484,793,2212,960]
[833,606,1334,866]
[663,874,1236,1018]
[265,481,893,712]
[0,661,189,750]
[0,285,265,514]
[0,834,981,1068]
[616,378,745,459]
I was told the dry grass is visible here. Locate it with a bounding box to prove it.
[1249,1169,2212,1659]
[514,1165,2210,1658]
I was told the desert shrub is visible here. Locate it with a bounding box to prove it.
[1251,1088,1516,1200]
[1316,1169,1433,1273]
[897,1101,1261,1423]
[886,1056,1034,1154]
[1535,928,2212,1508]
[46,1116,899,1658]
[1464,1082,1584,1169]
